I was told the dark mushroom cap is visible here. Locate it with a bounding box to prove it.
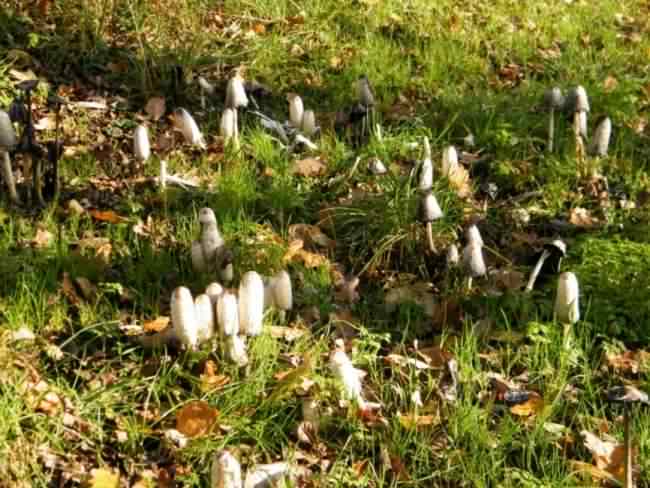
[543,87,565,110]
[17,79,39,92]
[607,385,649,405]
[357,75,375,108]
[543,239,566,257]
[221,248,234,265]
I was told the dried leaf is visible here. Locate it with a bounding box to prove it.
[569,207,599,228]
[283,239,329,268]
[569,461,618,483]
[604,350,650,374]
[31,228,54,248]
[61,272,81,305]
[603,75,618,93]
[145,97,166,121]
[199,360,230,393]
[143,316,170,333]
[581,431,626,481]
[175,400,219,438]
[398,413,440,429]
[288,224,335,250]
[89,210,129,224]
[75,277,97,300]
[292,157,327,177]
[510,392,544,417]
[89,468,120,488]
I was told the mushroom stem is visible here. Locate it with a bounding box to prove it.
[233,109,240,149]
[624,402,632,488]
[466,276,473,291]
[573,112,586,174]
[426,221,435,252]
[547,108,555,153]
[1,150,19,204]
[200,87,206,110]
[34,155,45,206]
[525,249,551,292]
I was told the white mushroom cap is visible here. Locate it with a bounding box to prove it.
[227,335,249,367]
[271,270,293,311]
[211,450,242,488]
[0,111,17,148]
[543,87,565,110]
[356,76,375,108]
[205,282,224,306]
[171,286,199,349]
[239,271,265,336]
[220,108,236,139]
[588,117,612,157]
[466,224,484,248]
[301,109,317,136]
[198,76,215,95]
[133,124,150,162]
[421,191,444,222]
[244,463,290,488]
[194,293,215,343]
[225,73,249,109]
[217,291,239,337]
[554,272,580,324]
[441,146,459,177]
[447,243,460,266]
[329,350,364,405]
[173,107,206,149]
[462,242,486,278]
[418,158,433,192]
[288,94,304,129]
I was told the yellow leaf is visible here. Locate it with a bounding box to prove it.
[175,400,218,438]
[89,468,120,488]
[510,392,544,417]
[143,316,170,333]
[89,210,128,224]
[292,157,327,177]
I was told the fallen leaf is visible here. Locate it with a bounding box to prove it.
[569,207,599,228]
[448,165,472,198]
[292,157,327,177]
[143,316,170,333]
[199,360,230,393]
[269,325,309,341]
[384,354,432,370]
[581,430,626,481]
[510,393,544,417]
[89,210,129,224]
[288,224,335,250]
[569,460,618,483]
[417,346,453,368]
[604,350,650,374]
[145,97,166,121]
[398,413,440,429]
[603,75,618,93]
[492,269,525,291]
[175,400,219,438]
[31,228,54,248]
[89,468,120,488]
[75,277,97,300]
[283,239,329,268]
[61,272,81,305]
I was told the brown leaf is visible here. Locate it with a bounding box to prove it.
[417,346,453,369]
[145,97,166,121]
[75,277,97,300]
[581,431,626,481]
[61,272,81,305]
[569,461,618,483]
[89,210,129,224]
[175,400,219,438]
[288,224,335,250]
[292,157,327,177]
[569,207,599,228]
[510,392,544,417]
[398,413,440,429]
[493,269,525,291]
[143,316,170,333]
[199,360,230,393]
[283,239,329,268]
[31,228,54,248]
[89,468,120,488]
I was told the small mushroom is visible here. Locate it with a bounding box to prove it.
[245,462,291,488]
[418,137,433,192]
[301,109,317,137]
[191,208,225,273]
[525,239,566,292]
[217,291,239,337]
[0,110,19,203]
[197,76,215,110]
[225,73,248,143]
[171,286,199,349]
[567,86,589,166]
[420,191,444,252]
[356,75,375,108]
[220,249,234,284]
[465,224,484,248]
[220,108,237,144]
[194,293,215,343]
[133,124,150,163]
[239,271,265,336]
[205,282,224,306]
[288,93,304,129]
[554,272,579,324]
[446,243,460,267]
[441,145,459,177]
[607,386,649,488]
[543,87,565,152]
[588,116,612,157]
[463,242,486,290]
[227,335,248,367]
[368,158,387,175]
[173,108,206,149]
[211,450,242,488]
[271,270,293,320]
[329,349,365,408]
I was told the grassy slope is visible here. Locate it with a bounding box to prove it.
[0,0,650,486]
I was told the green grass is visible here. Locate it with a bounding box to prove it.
[1,0,650,486]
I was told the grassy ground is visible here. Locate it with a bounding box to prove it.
[1,0,650,486]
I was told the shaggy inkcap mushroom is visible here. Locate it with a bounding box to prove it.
[368,158,387,175]
[0,110,19,203]
[465,224,484,248]
[288,93,304,129]
[418,137,433,192]
[301,109,317,137]
[554,272,579,324]
[447,243,460,267]
[239,271,265,336]
[194,293,215,343]
[543,87,565,152]
[271,270,293,317]
[191,207,225,273]
[173,108,206,149]
[607,386,649,488]
[217,291,239,337]
[171,286,199,349]
[588,117,612,157]
[525,239,566,292]
[220,108,236,141]
[245,463,291,488]
[133,124,150,162]
[330,349,365,407]
[205,282,224,306]
[198,76,215,110]
[225,73,249,110]
[441,145,459,178]
[420,191,444,252]
[211,450,242,488]
[227,335,249,367]
[220,249,235,284]
[356,75,375,108]
[567,85,590,140]
[463,242,486,280]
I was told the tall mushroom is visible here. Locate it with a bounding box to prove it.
[173,108,206,149]
[270,270,293,321]
[543,87,565,153]
[225,73,248,148]
[420,191,443,252]
[134,124,150,165]
[171,286,199,350]
[217,291,239,337]
[554,272,579,324]
[197,76,215,111]
[239,271,265,336]
[588,116,612,157]
[567,86,589,169]
[0,110,19,204]
[330,349,365,408]
[194,293,215,343]
[418,137,433,192]
[288,93,304,129]
[463,241,486,290]
[191,207,225,273]
[441,145,459,178]
[220,108,236,145]
[301,109,317,137]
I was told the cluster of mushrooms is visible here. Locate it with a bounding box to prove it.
[161,207,292,366]
[211,450,292,488]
